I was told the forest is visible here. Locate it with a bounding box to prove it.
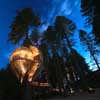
[0,0,100,100]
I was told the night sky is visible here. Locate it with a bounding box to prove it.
[0,0,96,70]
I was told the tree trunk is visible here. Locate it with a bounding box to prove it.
[21,76,32,100]
[65,34,87,86]
[90,51,100,70]
[86,39,100,70]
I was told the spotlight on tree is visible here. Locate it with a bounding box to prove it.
[10,45,43,83]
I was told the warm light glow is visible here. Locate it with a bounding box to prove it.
[30,82,49,87]
[10,46,43,83]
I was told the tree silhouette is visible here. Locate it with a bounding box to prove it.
[8,8,41,46]
[65,48,90,91]
[40,25,66,90]
[71,49,90,75]
[54,16,88,86]
[81,0,100,44]
[79,30,100,70]
[0,64,21,100]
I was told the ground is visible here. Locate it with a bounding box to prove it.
[46,88,100,100]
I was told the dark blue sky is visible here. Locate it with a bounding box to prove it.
[0,0,97,70]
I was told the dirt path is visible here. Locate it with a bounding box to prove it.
[46,88,100,100]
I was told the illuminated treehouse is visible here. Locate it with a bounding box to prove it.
[10,46,43,84]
